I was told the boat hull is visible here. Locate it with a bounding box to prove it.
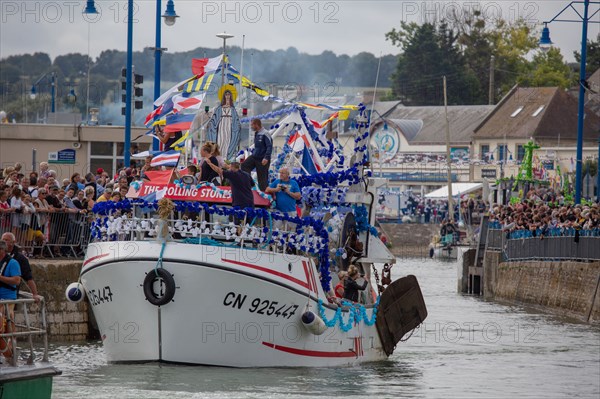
[0,364,61,399]
[81,242,388,367]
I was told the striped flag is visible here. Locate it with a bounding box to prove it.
[181,71,216,93]
[165,113,195,133]
[150,150,181,167]
[154,75,200,107]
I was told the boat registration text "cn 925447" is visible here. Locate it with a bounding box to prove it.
[223,292,299,319]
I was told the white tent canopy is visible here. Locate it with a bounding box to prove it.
[425,183,483,199]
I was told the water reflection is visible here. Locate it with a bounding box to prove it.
[50,258,599,399]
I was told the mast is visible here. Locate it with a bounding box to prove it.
[443,76,454,223]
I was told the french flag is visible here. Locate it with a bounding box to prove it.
[165,113,195,133]
[150,150,181,168]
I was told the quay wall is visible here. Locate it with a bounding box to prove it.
[24,260,92,341]
[379,223,438,257]
[483,253,600,324]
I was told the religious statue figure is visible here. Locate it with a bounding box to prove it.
[207,84,241,161]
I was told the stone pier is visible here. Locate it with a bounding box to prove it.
[466,250,600,324]
[25,260,91,341]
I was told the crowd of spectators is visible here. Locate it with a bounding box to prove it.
[0,161,144,257]
[0,140,275,257]
[489,187,600,238]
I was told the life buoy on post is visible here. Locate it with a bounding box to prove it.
[143,268,176,306]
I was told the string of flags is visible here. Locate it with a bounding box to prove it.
[137,53,366,178]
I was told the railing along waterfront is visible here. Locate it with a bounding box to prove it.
[0,293,50,368]
[486,228,600,262]
[0,210,91,258]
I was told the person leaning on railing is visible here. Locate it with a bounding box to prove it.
[32,188,50,257]
[0,239,21,362]
[1,233,40,303]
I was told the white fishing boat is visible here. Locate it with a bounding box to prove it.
[68,57,427,367]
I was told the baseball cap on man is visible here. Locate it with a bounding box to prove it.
[96,168,104,175]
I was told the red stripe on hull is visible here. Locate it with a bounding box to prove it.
[83,253,109,267]
[302,261,312,292]
[222,259,310,291]
[262,342,356,358]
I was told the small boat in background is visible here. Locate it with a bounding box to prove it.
[0,294,61,399]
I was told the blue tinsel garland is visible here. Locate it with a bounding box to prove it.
[317,296,380,331]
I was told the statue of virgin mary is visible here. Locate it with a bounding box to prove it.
[207,84,241,160]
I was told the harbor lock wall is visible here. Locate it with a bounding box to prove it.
[17,260,91,341]
[482,252,600,324]
[379,223,438,257]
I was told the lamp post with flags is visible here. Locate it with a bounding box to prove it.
[538,1,600,203]
[85,0,180,162]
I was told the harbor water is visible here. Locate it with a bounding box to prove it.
[50,258,600,398]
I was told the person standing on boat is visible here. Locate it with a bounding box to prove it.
[207,85,241,161]
[0,239,21,361]
[242,118,272,192]
[157,124,183,151]
[265,167,301,228]
[199,143,221,184]
[206,161,254,210]
[343,265,368,303]
[334,271,348,299]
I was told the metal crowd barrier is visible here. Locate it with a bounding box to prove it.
[486,228,504,250]
[485,227,600,261]
[503,236,600,262]
[0,210,91,258]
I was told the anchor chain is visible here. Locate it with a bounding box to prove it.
[371,265,384,295]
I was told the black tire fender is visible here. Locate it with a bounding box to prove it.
[143,268,176,306]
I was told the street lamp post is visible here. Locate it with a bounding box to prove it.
[539,1,600,204]
[152,0,179,151]
[86,0,179,160]
[83,3,97,124]
[30,72,56,115]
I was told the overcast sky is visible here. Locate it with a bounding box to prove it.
[1,1,598,63]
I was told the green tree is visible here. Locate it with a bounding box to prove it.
[453,10,538,103]
[385,22,480,105]
[574,33,600,76]
[519,47,574,88]
[53,53,91,80]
